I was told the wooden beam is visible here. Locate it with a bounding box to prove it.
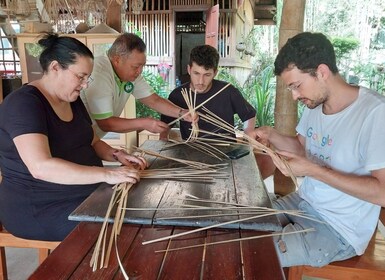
[255,4,276,11]
[254,19,276,25]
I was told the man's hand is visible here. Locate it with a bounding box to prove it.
[273,150,315,177]
[250,126,273,147]
[180,109,199,123]
[143,117,169,134]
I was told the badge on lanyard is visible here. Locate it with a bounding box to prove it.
[124,82,134,93]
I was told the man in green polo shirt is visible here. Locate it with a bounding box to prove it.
[81,33,191,139]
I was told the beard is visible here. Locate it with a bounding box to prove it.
[299,96,327,109]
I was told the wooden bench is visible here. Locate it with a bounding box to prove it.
[288,208,385,280]
[0,223,60,280]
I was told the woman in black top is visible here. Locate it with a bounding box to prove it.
[0,33,146,241]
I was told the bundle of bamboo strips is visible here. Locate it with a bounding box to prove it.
[140,195,320,247]
[181,87,199,141]
[90,150,230,271]
[193,108,298,187]
[167,83,231,127]
[90,181,134,270]
[166,83,297,186]
[166,105,298,187]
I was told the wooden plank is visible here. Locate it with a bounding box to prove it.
[152,143,239,228]
[114,226,173,280]
[240,230,285,280]
[69,224,141,279]
[68,183,116,223]
[0,232,59,249]
[153,172,240,228]
[233,147,282,231]
[29,222,101,280]
[158,228,206,279]
[204,229,243,279]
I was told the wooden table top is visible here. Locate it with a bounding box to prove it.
[29,222,285,280]
[29,140,285,279]
[69,140,281,231]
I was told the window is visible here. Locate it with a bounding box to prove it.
[0,21,21,77]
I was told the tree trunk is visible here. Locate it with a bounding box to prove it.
[274,0,306,196]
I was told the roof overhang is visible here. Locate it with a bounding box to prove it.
[253,0,277,25]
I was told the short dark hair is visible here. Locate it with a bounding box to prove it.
[38,32,93,72]
[189,45,219,71]
[274,32,338,76]
[107,33,146,58]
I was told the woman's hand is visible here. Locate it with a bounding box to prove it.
[113,149,148,170]
[105,166,141,185]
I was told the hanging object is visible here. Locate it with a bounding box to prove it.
[131,0,143,15]
[12,0,31,16]
[235,42,246,52]
[157,62,171,81]
[86,0,106,27]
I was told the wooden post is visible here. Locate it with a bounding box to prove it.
[273,0,306,196]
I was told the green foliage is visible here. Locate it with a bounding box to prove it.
[244,66,275,127]
[216,68,245,94]
[25,43,43,57]
[125,22,142,37]
[353,63,385,94]
[331,37,360,61]
[136,70,169,119]
[216,66,276,128]
[215,68,244,127]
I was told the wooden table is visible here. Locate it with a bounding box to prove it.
[29,140,285,279]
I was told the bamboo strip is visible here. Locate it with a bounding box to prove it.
[168,83,231,126]
[184,108,299,187]
[143,210,295,245]
[156,211,286,220]
[90,185,120,270]
[134,146,227,169]
[154,228,315,253]
[124,206,288,211]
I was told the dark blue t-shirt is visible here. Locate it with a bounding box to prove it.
[161,79,256,140]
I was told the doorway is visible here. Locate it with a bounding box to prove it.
[175,11,206,84]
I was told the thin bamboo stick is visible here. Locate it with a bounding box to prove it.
[168,83,231,126]
[143,210,296,245]
[154,228,315,253]
[134,146,227,169]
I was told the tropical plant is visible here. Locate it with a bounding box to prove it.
[216,68,245,128]
[244,66,275,127]
[137,70,169,119]
[216,66,276,128]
